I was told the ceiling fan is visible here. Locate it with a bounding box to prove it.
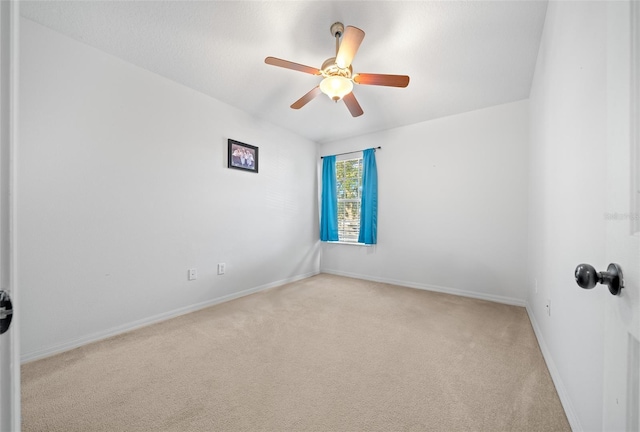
[265,22,410,117]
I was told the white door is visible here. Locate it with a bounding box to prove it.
[0,1,20,431]
[603,1,640,430]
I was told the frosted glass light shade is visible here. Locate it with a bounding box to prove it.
[319,76,353,101]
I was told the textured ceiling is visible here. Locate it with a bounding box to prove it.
[21,1,548,144]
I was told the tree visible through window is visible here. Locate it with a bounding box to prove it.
[336,157,363,242]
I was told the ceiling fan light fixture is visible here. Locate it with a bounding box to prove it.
[319,75,353,101]
[265,22,409,116]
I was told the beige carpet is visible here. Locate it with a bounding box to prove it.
[22,274,570,431]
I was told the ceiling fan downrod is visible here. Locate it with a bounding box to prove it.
[330,22,344,56]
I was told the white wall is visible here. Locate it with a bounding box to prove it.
[18,19,320,361]
[320,100,530,306]
[527,2,608,430]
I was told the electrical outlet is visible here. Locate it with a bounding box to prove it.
[188,268,197,281]
[545,298,551,316]
[217,263,225,275]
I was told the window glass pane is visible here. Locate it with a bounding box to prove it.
[344,178,358,199]
[337,201,345,219]
[335,160,345,180]
[336,156,363,242]
[339,201,360,242]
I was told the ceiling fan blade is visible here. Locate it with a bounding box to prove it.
[265,57,321,75]
[291,86,322,109]
[335,26,365,69]
[343,92,363,117]
[353,73,410,88]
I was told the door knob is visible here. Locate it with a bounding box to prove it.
[574,263,624,295]
[0,290,13,335]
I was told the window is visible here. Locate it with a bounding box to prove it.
[335,157,363,242]
[320,148,377,245]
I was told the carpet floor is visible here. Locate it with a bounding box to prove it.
[22,274,570,431]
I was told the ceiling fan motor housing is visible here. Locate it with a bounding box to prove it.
[321,58,352,79]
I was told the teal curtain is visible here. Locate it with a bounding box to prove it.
[320,156,339,241]
[358,149,378,244]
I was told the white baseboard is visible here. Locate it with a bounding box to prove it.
[320,269,527,307]
[21,270,319,364]
[526,304,581,432]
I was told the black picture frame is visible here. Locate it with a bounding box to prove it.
[228,139,259,173]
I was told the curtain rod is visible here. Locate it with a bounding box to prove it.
[320,146,381,159]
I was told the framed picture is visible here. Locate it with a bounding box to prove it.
[228,139,259,173]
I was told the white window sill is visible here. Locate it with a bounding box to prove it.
[325,241,372,247]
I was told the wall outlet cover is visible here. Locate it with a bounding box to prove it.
[188,268,197,281]
[545,298,551,316]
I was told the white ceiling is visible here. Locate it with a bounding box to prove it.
[21,1,548,144]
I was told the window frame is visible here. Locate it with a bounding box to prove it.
[334,154,364,244]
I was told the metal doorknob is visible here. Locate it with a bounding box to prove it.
[0,290,13,335]
[574,263,624,295]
